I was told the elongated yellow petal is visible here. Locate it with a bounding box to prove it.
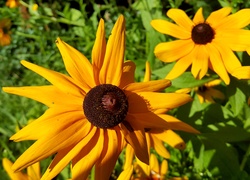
[27,162,40,180]
[20,60,87,97]
[151,129,186,150]
[127,112,170,129]
[41,123,94,180]
[95,129,121,180]
[160,159,168,176]
[231,66,250,79]
[154,40,194,62]
[167,9,194,31]
[150,19,190,39]
[206,43,230,84]
[159,114,199,133]
[92,19,106,85]
[143,61,151,82]
[12,120,88,171]
[120,122,149,165]
[99,15,125,86]
[150,154,160,174]
[165,49,194,80]
[216,8,250,29]
[193,8,204,24]
[56,38,95,88]
[2,86,82,108]
[191,45,209,79]
[124,79,171,92]
[137,92,192,110]
[2,158,28,180]
[150,134,170,159]
[206,7,232,28]
[119,61,136,88]
[124,144,135,170]
[71,127,103,180]
[117,165,133,180]
[10,106,84,141]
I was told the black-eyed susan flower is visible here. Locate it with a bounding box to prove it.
[0,19,11,46]
[6,0,19,8]
[151,7,250,85]
[3,15,193,179]
[176,79,225,103]
[2,158,40,180]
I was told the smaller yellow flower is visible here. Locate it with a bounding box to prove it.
[6,0,19,8]
[2,158,40,180]
[0,19,11,46]
[176,79,225,103]
[32,4,38,11]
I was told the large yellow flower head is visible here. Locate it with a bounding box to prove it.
[151,7,250,85]
[0,18,11,46]
[6,0,19,8]
[3,16,193,179]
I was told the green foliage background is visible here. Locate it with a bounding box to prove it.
[1,0,250,179]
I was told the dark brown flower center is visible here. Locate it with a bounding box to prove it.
[198,85,207,92]
[83,84,128,128]
[191,23,215,44]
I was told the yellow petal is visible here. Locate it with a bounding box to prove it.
[12,120,89,171]
[212,40,241,73]
[216,8,250,29]
[117,165,133,180]
[2,86,82,108]
[128,112,174,129]
[41,123,93,180]
[124,79,171,92]
[206,7,232,28]
[119,61,136,88]
[137,92,192,110]
[159,114,199,133]
[231,66,250,80]
[20,60,86,97]
[27,162,40,180]
[95,129,122,180]
[10,106,84,141]
[92,19,106,85]
[206,43,230,84]
[151,129,186,150]
[193,8,204,24]
[2,158,28,180]
[167,9,194,31]
[160,159,168,176]
[124,144,135,170]
[71,127,103,180]
[143,61,151,82]
[150,19,190,39]
[191,45,209,79]
[120,122,149,165]
[165,50,194,80]
[99,15,125,86]
[56,38,95,88]
[154,40,194,62]
[150,134,170,159]
[150,154,160,174]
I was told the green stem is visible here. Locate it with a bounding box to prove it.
[240,144,250,171]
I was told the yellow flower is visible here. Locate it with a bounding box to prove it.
[151,7,250,85]
[3,15,192,179]
[32,4,38,11]
[2,158,40,180]
[6,0,19,8]
[176,79,225,103]
[0,19,11,46]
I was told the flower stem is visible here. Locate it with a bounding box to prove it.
[240,144,250,171]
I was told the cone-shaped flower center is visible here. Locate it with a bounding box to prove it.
[83,84,128,128]
[191,23,215,44]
